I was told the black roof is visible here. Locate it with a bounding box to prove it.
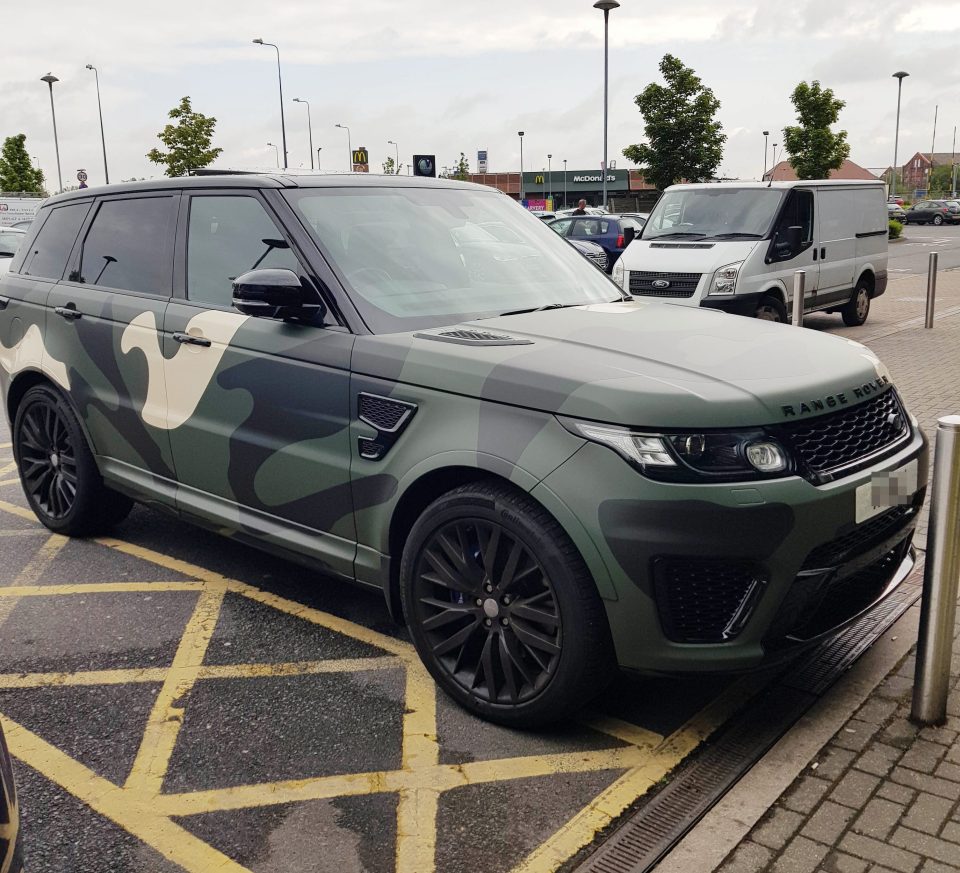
[45,172,487,206]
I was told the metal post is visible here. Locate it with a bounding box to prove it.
[518,132,524,201]
[41,74,62,194]
[792,270,805,326]
[911,415,960,726]
[892,72,908,200]
[86,65,109,184]
[925,252,939,329]
[601,7,611,210]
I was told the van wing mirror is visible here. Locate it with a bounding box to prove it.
[787,225,803,255]
[623,226,636,246]
[232,268,322,320]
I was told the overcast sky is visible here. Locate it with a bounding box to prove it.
[6,0,960,190]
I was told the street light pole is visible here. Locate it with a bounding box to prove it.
[267,142,279,167]
[253,39,288,169]
[40,74,62,194]
[336,124,352,172]
[317,146,322,169]
[292,98,314,170]
[518,131,525,201]
[594,1,619,212]
[563,159,568,208]
[85,65,109,184]
[547,154,552,203]
[762,130,769,180]
[892,71,909,199]
[387,140,399,173]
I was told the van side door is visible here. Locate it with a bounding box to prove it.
[769,188,818,307]
[46,193,177,501]
[162,190,356,577]
[816,188,858,302]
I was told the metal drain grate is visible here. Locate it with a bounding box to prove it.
[575,561,923,873]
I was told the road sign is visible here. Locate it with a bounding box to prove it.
[413,155,436,178]
[478,149,488,174]
[352,148,369,173]
[77,169,88,189]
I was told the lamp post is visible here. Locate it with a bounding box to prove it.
[317,146,322,170]
[292,98,314,170]
[40,74,62,194]
[594,0,619,211]
[267,142,279,167]
[85,65,109,184]
[252,39,288,169]
[892,71,909,199]
[387,139,399,173]
[518,131,525,201]
[336,124,352,171]
[563,159,568,208]
[762,130,769,180]
[547,154,552,204]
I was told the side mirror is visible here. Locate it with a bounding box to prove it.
[623,226,636,246]
[787,225,803,255]
[232,268,319,319]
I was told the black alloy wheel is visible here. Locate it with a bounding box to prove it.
[411,518,561,706]
[401,482,614,726]
[14,385,132,536]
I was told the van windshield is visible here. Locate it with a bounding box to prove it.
[642,188,786,241]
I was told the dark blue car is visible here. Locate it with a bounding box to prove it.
[547,214,644,272]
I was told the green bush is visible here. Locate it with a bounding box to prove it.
[889,219,903,239]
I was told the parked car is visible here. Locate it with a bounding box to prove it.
[903,200,960,226]
[887,196,904,206]
[0,174,927,727]
[547,214,643,272]
[0,227,27,274]
[530,211,557,222]
[568,238,608,270]
[614,180,888,326]
[619,212,650,226]
[554,206,608,218]
[0,720,23,872]
[886,203,907,222]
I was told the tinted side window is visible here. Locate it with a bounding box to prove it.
[21,202,91,279]
[186,195,299,307]
[78,197,174,294]
[775,190,814,244]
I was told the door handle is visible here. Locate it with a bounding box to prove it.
[54,306,82,321]
[173,331,212,348]
[812,248,818,261]
[0,296,9,311]
[820,247,826,260]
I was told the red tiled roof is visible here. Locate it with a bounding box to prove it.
[762,159,879,182]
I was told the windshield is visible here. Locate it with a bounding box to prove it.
[285,186,619,333]
[642,188,786,241]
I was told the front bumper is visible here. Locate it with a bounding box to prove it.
[699,291,767,317]
[534,424,928,674]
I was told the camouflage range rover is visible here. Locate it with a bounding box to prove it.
[0,174,928,726]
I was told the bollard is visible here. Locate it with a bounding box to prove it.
[792,270,805,326]
[911,415,960,726]
[924,252,939,329]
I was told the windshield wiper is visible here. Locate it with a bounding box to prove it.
[702,232,764,240]
[494,302,579,317]
[645,232,707,240]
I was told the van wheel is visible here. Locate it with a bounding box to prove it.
[755,296,788,323]
[933,215,944,226]
[13,385,133,536]
[842,281,871,327]
[400,481,614,727]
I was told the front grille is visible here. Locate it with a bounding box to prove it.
[653,558,766,643]
[587,252,607,269]
[779,389,909,480]
[802,499,921,570]
[629,271,701,298]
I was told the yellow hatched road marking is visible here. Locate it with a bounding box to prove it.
[0,479,19,488]
[0,581,203,597]
[0,461,17,477]
[0,714,249,873]
[0,442,10,449]
[125,588,224,795]
[0,534,68,629]
[0,530,47,537]
[0,499,36,522]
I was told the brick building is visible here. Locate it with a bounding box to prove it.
[899,151,957,195]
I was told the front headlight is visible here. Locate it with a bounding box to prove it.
[563,419,791,481]
[710,261,743,296]
[612,258,626,289]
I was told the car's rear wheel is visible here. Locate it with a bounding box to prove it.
[933,214,944,226]
[400,482,614,726]
[755,295,788,323]
[13,385,133,536]
[841,279,871,327]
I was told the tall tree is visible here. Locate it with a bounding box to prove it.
[622,54,725,192]
[782,81,850,180]
[451,152,470,181]
[0,134,46,193]
[146,96,223,177]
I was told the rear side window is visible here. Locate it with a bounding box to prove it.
[77,197,175,295]
[186,195,299,308]
[21,202,90,279]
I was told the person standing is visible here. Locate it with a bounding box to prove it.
[573,199,588,215]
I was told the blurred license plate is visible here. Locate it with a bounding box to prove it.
[855,459,918,524]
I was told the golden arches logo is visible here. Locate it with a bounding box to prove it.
[352,150,369,165]
[535,174,545,185]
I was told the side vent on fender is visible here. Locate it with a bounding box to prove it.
[413,329,533,346]
[357,393,417,461]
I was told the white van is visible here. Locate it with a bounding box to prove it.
[612,180,888,325]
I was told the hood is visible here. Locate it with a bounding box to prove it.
[622,239,760,274]
[353,301,893,429]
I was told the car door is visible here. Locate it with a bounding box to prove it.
[162,190,356,577]
[45,193,178,498]
[769,187,819,306]
[815,188,857,301]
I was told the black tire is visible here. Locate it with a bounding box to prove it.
[400,481,615,727]
[13,385,133,536]
[755,295,789,323]
[841,279,871,327]
[933,214,943,226]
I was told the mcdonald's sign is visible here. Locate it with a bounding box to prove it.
[352,148,369,173]
[534,174,544,185]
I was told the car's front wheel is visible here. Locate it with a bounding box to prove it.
[400,481,614,726]
[13,385,133,536]
[756,295,789,323]
[933,214,944,226]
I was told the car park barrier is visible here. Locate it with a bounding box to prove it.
[925,252,939,329]
[792,270,805,326]
[911,415,960,726]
